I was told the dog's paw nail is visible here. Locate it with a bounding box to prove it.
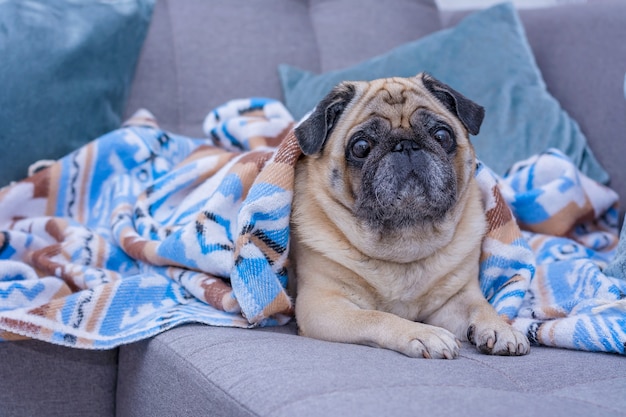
[456,339,462,348]
[442,349,454,360]
[487,337,495,349]
[422,350,432,359]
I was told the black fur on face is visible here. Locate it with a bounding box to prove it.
[350,111,459,230]
[421,73,485,136]
[295,82,356,156]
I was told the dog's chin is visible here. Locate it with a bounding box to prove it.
[354,151,458,230]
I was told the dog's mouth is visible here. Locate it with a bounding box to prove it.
[354,146,458,230]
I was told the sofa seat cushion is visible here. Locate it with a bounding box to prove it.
[117,323,626,417]
[0,341,118,417]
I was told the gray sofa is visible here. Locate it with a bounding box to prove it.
[2,1,626,416]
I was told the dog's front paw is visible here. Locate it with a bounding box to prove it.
[400,325,461,359]
[467,323,530,356]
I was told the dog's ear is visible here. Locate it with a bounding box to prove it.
[421,73,485,136]
[295,82,356,155]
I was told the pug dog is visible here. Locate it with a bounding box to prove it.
[290,73,530,359]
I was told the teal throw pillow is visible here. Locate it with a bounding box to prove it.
[0,0,155,186]
[279,3,608,183]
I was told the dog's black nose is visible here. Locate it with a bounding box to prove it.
[392,140,420,153]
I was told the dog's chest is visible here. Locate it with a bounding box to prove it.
[360,258,460,321]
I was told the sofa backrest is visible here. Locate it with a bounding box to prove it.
[123,0,440,137]
[124,0,626,208]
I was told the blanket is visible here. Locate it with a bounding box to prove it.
[0,98,624,354]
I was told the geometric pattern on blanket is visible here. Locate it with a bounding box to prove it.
[491,150,625,353]
[0,98,624,353]
[0,99,296,348]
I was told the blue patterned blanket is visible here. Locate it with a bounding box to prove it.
[0,99,624,353]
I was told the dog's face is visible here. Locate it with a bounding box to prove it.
[294,73,485,232]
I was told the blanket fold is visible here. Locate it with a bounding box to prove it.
[0,98,624,354]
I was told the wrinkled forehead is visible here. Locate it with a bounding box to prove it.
[347,77,451,129]
[344,77,455,131]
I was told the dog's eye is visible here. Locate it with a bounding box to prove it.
[433,129,450,143]
[433,128,454,152]
[351,139,371,159]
